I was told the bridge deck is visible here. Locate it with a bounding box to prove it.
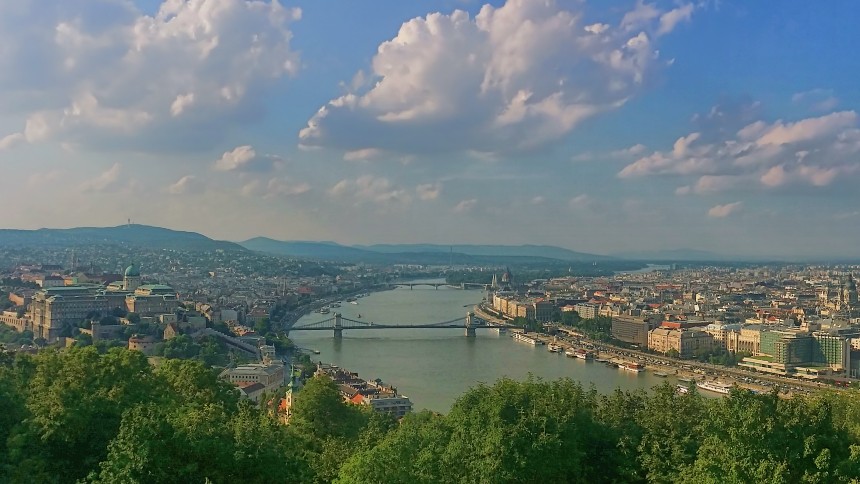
[289,323,492,331]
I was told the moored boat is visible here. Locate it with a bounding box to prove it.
[676,384,690,394]
[619,362,645,373]
[696,380,732,395]
[566,348,595,360]
[512,332,543,346]
[654,372,668,378]
[547,343,562,353]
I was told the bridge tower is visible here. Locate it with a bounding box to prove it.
[465,311,476,338]
[334,313,343,339]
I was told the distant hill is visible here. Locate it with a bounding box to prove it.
[241,239,611,264]
[240,238,379,260]
[611,248,727,262]
[359,244,612,262]
[0,225,245,251]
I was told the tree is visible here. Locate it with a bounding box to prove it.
[126,312,141,325]
[338,377,627,483]
[290,375,368,441]
[254,317,270,335]
[5,347,158,482]
[158,334,201,359]
[0,360,27,473]
[561,310,581,326]
[99,315,119,326]
[680,389,855,483]
[636,382,707,482]
[75,332,93,347]
[153,359,238,408]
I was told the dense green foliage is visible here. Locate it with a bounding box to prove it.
[561,314,614,342]
[1,347,860,483]
[0,326,33,346]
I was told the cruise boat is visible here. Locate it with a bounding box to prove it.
[547,343,562,353]
[566,348,595,360]
[512,332,543,346]
[619,362,645,373]
[696,381,732,395]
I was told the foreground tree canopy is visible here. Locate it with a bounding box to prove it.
[1,347,860,483]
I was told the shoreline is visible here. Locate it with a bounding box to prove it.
[475,302,828,396]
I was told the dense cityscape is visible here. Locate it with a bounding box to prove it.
[3,232,860,481]
[3,0,860,481]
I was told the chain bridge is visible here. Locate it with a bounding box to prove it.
[289,312,492,338]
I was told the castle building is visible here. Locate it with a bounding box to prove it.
[28,263,178,342]
[125,284,179,314]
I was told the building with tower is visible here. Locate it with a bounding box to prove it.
[29,262,178,342]
[123,263,141,291]
[500,267,513,291]
[841,274,858,309]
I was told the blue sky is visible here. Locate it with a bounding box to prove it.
[1,0,859,259]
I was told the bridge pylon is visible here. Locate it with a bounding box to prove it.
[465,311,476,337]
[334,313,343,339]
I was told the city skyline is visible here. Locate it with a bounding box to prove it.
[2,1,859,259]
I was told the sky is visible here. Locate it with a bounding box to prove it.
[1,0,859,260]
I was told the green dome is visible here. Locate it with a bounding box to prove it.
[124,264,140,277]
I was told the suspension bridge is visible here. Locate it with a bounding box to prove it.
[288,312,494,338]
[388,282,490,290]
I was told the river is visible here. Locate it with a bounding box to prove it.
[292,281,673,413]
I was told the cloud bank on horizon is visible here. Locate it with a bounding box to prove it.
[0,0,858,259]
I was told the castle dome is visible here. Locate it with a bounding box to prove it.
[124,263,140,277]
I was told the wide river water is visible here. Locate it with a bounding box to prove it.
[292,281,672,413]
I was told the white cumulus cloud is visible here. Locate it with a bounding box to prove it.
[619,102,860,192]
[214,145,259,171]
[0,132,24,151]
[657,4,695,36]
[416,183,442,201]
[167,175,199,195]
[300,0,692,157]
[79,162,122,193]
[453,198,478,213]
[343,148,383,161]
[328,175,412,208]
[265,178,311,198]
[0,0,301,152]
[708,201,742,218]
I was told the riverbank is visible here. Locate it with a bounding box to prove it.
[279,285,398,331]
[475,302,830,397]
